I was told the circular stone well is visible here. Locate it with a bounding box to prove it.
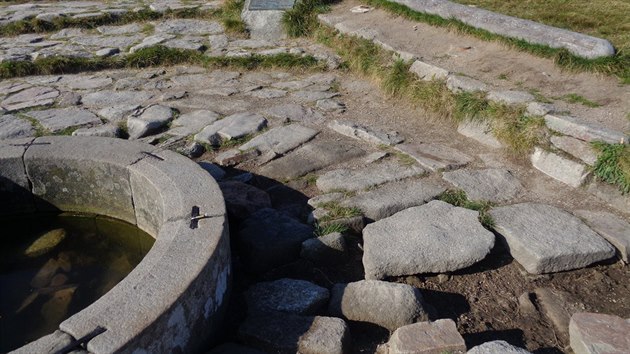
[0,136,230,354]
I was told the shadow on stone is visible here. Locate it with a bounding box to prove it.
[463,329,527,352]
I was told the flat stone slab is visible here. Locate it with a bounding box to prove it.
[457,120,502,148]
[467,340,531,354]
[154,19,224,35]
[238,312,350,354]
[489,203,615,274]
[127,105,173,139]
[442,168,524,203]
[389,0,614,59]
[260,140,365,180]
[363,200,495,279]
[487,90,534,105]
[544,114,628,144]
[570,312,630,354]
[263,103,324,123]
[1,86,59,112]
[245,278,329,315]
[328,280,429,331]
[328,120,403,146]
[395,143,473,171]
[534,287,584,340]
[531,147,589,188]
[0,114,35,140]
[551,135,598,166]
[26,108,101,133]
[301,232,348,265]
[81,90,154,107]
[384,319,466,354]
[238,124,318,156]
[195,112,268,146]
[575,210,630,263]
[248,0,296,10]
[342,178,446,221]
[237,208,313,272]
[316,161,425,193]
[409,60,449,81]
[168,110,221,136]
[446,74,488,94]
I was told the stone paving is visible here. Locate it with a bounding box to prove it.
[1,0,629,353]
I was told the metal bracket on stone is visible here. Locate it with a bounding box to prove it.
[54,326,106,354]
[190,205,211,229]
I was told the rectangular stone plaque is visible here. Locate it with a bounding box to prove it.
[248,0,295,10]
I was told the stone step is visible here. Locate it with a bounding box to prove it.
[530,147,589,188]
[316,161,426,193]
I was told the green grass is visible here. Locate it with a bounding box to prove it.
[314,222,349,236]
[557,93,602,108]
[438,189,495,228]
[591,142,630,194]
[317,201,362,222]
[283,0,334,37]
[0,46,324,79]
[216,0,247,34]
[313,27,548,155]
[361,0,630,83]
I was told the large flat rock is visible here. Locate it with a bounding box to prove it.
[316,161,425,193]
[531,147,589,188]
[384,319,466,354]
[238,312,350,354]
[575,210,630,263]
[569,312,630,354]
[342,178,446,221]
[390,0,615,59]
[26,108,101,133]
[395,143,472,172]
[260,140,365,180]
[328,280,429,331]
[238,124,318,156]
[489,203,615,274]
[363,200,495,279]
[0,114,35,140]
[442,168,523,203]
[195,112,267,146]
[545,114,628,145]
[328,120,403,146]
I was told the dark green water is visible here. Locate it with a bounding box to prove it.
[0,213,154,353]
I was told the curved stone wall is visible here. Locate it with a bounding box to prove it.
[0,136,230,354]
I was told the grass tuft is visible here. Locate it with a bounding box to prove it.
[314,223,349,236]
[217,0,247,34]
[591,142,630,194]
[438,189,495,228]
[317,201,362,222]
[558,93,601,108]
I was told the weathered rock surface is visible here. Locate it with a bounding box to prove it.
[328,120,403,146]
[238,124,318,157]
[316,161,425,193]
[442,168,523,202]
[0,115,35,140]
[457,120,501,148]
[363,200,494,279]
[446,75,488,94]
[26,108,101,133]
[1,86,59,112]
[395,143,472,171]
[467,340,531,354]
[409,60,449,81]
[195,112,267,145]
[260,140,364,180]
[168,110,220,136]
[545,114,628,144]
[551,135,598,166]
[71,124,119,138]
[300,232,348,265]
[237,208,313,272]
[263,103,324,123]
[575,210,630,263]
[239,312,350,354]
[342,178,446,221]
[569,312,630,354]
[490,203,615,274]
[383,319,466,354]
[531,147,589,188]
[245,278,329,315]
[534,287,585,340]
[487,90,534,105]
[328,280,429,331]
[219,181,272,220]
[127,105,173,139]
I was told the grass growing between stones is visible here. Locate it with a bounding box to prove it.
[0,46,324,79]
[216,0,247,34]
[438,189,495,228]
[317,201,362,222]
[283,0,335,37]
[314,27,548,155]
[556,93,602,108]
[361,0,630,84]
[591,142,630,194]
[314,222,348,236]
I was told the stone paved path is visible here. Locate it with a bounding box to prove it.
[2,1,629,353]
